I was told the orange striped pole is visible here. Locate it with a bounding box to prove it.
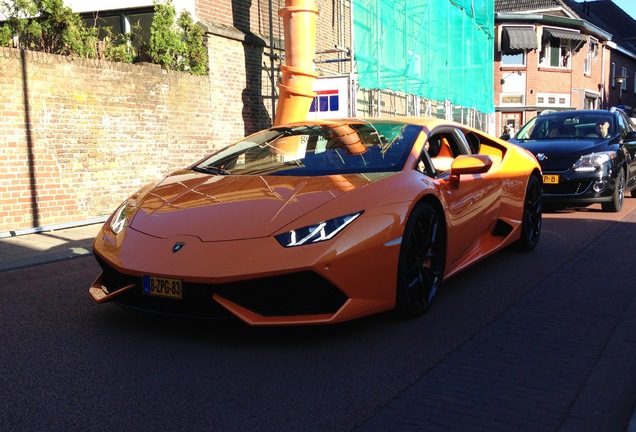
[274,0,319,126]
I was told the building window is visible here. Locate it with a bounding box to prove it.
[539,28,586,69]
[540,37,572,68]
[584,38,598,75]
[537,93,570,107]
[500,26,536,65]
[611,62,616,87]
[82,8,154,48]
[502,52,525,66]
[621,67,628,90]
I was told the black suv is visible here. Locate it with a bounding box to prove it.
[510,108,636,212]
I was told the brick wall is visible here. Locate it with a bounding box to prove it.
[0,1,350,234]
[0,43,262,234]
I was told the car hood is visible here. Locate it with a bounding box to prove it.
[509,138,614,157]
[509,138,614,170]
[129,170,381,241]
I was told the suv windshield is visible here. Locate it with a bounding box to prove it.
[515,113,615,141]
[194,122,421,176]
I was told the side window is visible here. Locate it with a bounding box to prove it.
[419,129,472,177]
[449,129,472,156]
[423,132,460,175]
[617,113,628,139]
[426,133,456,158]
[416,155,435,177]
[463,131,481,154]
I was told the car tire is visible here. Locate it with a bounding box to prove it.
[396,202,445,317]
[514,174,542,251]
[602,168,625,212]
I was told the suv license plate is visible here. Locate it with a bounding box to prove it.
[543,174,559,184]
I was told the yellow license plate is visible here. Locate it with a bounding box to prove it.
[542,174,559,184]
[142,275,183,299]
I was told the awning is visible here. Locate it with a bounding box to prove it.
[502,27,538,52]
[543,28,587,43]
[543,28,587,52]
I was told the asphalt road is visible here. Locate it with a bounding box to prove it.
[1,199,636,431]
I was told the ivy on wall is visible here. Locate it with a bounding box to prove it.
[0,0,208,75]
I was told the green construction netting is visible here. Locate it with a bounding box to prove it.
[353,0,495,114]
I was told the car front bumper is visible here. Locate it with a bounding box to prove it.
[541,170,619,204]
[89,216,404,325]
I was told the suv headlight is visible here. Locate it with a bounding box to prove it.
[573,151,615,173]
[275,211,363,247]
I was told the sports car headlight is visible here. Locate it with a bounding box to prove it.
[275,211,363,247]
[573,151,615,173]
[109,198,138,235]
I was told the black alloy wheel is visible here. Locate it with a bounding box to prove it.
[515,174,542,251]
[602,167,625,212]
[396,202,445,317]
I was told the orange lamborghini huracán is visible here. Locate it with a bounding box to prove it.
[89,118,542,325]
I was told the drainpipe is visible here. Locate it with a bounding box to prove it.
[268,0,276,121]
[349,0,356,116]
[601,42,607,109]
[274,0,319,126]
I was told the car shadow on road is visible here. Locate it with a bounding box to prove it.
[81,211,624,349]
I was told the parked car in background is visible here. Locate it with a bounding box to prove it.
[89,118,542,326]
[510,108,636,212]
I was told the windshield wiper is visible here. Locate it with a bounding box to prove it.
[259,128,293,149]
[193,165,231,175]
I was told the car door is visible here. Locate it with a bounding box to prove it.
[617,111,636,189]
[424,128,504,274]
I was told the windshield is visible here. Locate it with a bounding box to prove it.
[515,113,615,140]
[194,122,421,176]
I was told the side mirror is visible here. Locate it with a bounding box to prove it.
[625,131,636,143]
[449,155,493,187]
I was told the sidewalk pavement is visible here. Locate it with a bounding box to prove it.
[0,223,103,273]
